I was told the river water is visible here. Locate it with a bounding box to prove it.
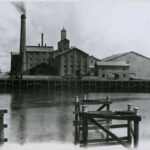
[0,89,150,149]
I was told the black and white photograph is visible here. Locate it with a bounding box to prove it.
[0,0,150,150]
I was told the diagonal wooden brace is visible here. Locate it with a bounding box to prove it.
[90,118,130,148]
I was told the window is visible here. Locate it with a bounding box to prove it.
[123,74,126,78]
[84,65,87,68]
[64,65,67,68]
[102,74,105,78]
[64,70,67,73]
[64,59,67,63]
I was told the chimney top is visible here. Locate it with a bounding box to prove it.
[21,14,26,19]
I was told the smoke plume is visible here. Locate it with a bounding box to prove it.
[11,2,26,14]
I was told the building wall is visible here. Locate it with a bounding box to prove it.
[56,49,88,77]
[87,56,100,75]
[26,51,52,71]
[10,53,22,75]
[97,66,129,80]
[108,52,150,77]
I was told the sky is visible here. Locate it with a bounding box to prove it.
[1,0,150,72]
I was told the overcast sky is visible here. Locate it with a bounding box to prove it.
[1,0,150,72]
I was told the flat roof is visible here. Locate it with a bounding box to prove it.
[96,61,130,67]
[26,46,54,52]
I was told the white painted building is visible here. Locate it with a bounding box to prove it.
[102,51,150,79]
[95,61,130,80]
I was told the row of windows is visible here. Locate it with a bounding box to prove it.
[64,54,87,59]
[64,64,87,68]
[28,52,50,55]
[29,58,47,61]
[64,70,86,74]
[101,68,127,71]
[102,74,127,78]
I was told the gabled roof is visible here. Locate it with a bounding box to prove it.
[89,55,101,61]
[55,47,89,57]
[102,51,150,61]
[96,61,130,67]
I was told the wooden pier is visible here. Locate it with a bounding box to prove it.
[73,96,141,148]
[0,110,7,145]
[0,79,150,92]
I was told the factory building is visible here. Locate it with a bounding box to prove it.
[54,47,89,78]
[95,61,130,80]
[10,14,57,76]
[26,45,54,74]
[102,51,150,79]
[10,14,98,78]
[53,27,90,78]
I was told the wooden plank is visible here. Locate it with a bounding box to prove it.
[109,124,128,129]
[73,119,112,126]
[97,104,107,111]
[80,136,128,144]
[74,101,112,105]
[90,118,130,148]
[82,111,141,121]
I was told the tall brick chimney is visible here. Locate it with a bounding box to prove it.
[20,14,26,73]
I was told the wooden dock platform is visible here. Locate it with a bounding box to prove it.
[73,95,142,148]
[0,79,150,92]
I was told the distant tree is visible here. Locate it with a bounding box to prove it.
[0,69,2,74]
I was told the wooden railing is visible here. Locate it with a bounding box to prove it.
[73,95,141,148]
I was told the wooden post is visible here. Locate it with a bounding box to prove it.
[61,81,63,90]
[127,104,132,145]
[134,107,139,148]
[106,96,110,142]
[27,80,28,91]
[95,81,96,92]
[4,80,6,93]
[82,94,87,112]
[68,80,70,91]
[82,80,83,92]
[127,104,132,111]
[12,79,14,91]
[106,96,110,111]
[48,80,49,91]
[75,96,79,144]
[0,113,4,144]
[19,79,21,89]
[82,114,88,146]
[0,110,7,145]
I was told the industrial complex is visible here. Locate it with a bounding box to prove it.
[10,14,150,81]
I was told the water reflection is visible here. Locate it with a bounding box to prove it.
[9,89,82,144]
[0,91,150,144]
